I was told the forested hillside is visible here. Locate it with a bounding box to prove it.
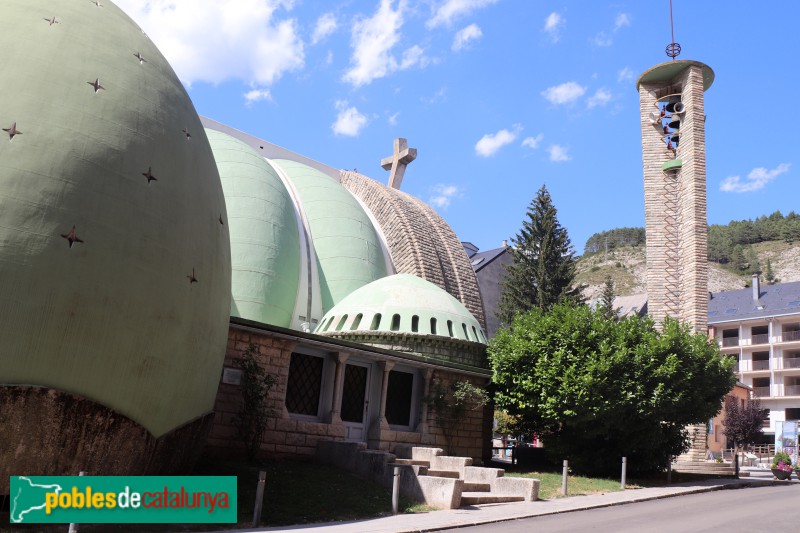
[577,211,800,299]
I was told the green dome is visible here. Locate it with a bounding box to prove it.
[273,159,388,314]
[0,0,231,437]
[316,274,487,344]
[207,130,300,328]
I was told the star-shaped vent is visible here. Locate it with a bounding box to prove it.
[88,78,105,93]
[2,122,22,140]
[142,167,157,184]
[60,226,84,248]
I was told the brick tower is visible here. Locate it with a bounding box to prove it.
[637,60,714,332]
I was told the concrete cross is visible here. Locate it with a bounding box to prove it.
[381,138,417,190]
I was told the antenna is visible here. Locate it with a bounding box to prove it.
[665,0,681,60]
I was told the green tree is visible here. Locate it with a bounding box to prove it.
[236,344,278,461]
[599,275,617,319]
[765,258,778,284]
[489,304,736,476]
[497,185,582,325]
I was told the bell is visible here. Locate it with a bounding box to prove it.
[671,134,680,148]
[665,101,681,113]
[668,117,680,130]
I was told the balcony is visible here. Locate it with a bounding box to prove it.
[753,386,771,397]
[783,330,800,342]
[722,337,739,347]
[784,358,800,369]
[785,385,800,396]
[751,333,770,345]
[751,360,770,371]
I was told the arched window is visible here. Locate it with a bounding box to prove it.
[462,323,469,340]
[335,315,348,331]
[350,313,363,330]
[411,315,419,333]
[390,314,401,332]
[447,320,454,337]
[370,313,382,330]
[430,318,437,335]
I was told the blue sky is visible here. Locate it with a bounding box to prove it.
[115,0,796,255]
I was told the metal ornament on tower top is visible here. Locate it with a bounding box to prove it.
[666,42,681,59]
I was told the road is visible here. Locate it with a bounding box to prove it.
[439,484,800,533]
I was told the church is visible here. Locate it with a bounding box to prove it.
[0,0,492,490]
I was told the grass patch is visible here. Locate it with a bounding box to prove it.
[505,470,634,500]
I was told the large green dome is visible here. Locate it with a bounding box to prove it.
[316,274,487,344]
[0,0,231,437]
[207,130,300,328]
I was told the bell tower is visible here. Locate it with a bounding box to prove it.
[637,4,714,332]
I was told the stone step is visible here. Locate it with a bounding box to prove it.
[426,469,460,479]
[460,492,525,505]
[463,482,491,492]
[394,459,430,467]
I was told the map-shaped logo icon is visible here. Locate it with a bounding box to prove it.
[10,476,63,523]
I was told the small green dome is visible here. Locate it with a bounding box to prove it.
[273,159,388,314]
[0,0,230,437]
[207,130,300,328]
[315,274,487,344]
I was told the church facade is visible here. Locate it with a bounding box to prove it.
[0,0,493,490]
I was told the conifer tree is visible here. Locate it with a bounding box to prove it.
[497,185,582,325]
[600,275,617,319]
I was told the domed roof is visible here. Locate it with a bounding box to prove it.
[273,159,388,314]
[315,274,487,344]
[207,130,300,328]
[0,0,230,437]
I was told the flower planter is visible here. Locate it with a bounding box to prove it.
[771,468,792,480]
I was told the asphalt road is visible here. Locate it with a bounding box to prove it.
[439,484,800,533]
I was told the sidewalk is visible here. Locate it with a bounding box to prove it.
[215,467,790,533]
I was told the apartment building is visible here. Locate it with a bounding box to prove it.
[708,275,800,442]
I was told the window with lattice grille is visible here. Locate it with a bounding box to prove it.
[341,364,368,423]
[285,353,324,416]
[386,370,414,427]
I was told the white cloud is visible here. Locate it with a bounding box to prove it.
[342,0,426,87]
[617,66,635,83]
[587,88,612,108]
[548,144,571,162]
[388,112,400,125]
[115,0,304,86]
[543,12,565,42]
[541,82,586,105]
[311,13,338,44]
[614,13,631,31]
[452,23,482,51]
[428,184,463,208]
[243,88,272,105]
[521,134,544,150]
[427,0,499,29]
[720,163,791,193]
[332,100,368,136]
[421,87,447,104]
[593,31,612,47]
[475,125,521,157]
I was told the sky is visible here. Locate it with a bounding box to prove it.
[114,0,797,256]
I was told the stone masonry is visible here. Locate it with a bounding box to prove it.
[639,61,710,332]
[341,171,486,329]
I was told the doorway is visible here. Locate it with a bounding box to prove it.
[341,362,370,441]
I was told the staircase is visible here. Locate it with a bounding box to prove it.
[672,424,735,475]
[393,446,538,506]
[316,441,539,509]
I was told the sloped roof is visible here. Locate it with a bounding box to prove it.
[708,281,800,323]
[469,246,508,272]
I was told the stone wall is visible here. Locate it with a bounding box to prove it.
[205,327,491,464]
